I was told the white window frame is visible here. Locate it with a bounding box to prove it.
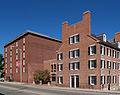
[118,52,120,59]
[70,34,79,44]
[101,59,105,69]
[16,61,18,66]
[23,38,25,44]
[101,45,104,55]
[90,75,96,85]
[58,64,62,71]
[16,55,18,60]
[16,42,18,47]
[23,45,25,51]
[58,76,63,84]
[23,52,25,58]
[5,53,7,58]
[118,63,120,70]
[16,48,18,54]
[10,69,12,73]
[101,75,105,84]
[70,48,79,58]
[90,44,96,55]
[10,57,12,62]
[6,69,7,73]
[10,51,12,56]
[89,59,96,69]
[58,52,62,60]
[113,75,116,84]
[70,61,79,70]
[10,62,12,67]
[23,59,25,65]
[23,67,25,72]
[6,64,7,68]
[16,67,18,73]
[113,49,116,58]
[5,48,7,52]
[107,48,111,56]
[5,58,7,63]
[113,61,116,70]
[107,60,111,69]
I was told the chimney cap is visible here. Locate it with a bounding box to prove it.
[83,10,91,15]
[62,21,68,24]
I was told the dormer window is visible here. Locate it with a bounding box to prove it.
[103,34,106,42]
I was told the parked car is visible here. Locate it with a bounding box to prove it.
[0,78,4,82]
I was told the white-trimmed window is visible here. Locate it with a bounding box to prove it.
[69,34,79,44]
[23,67,25,72]
[107,60,111,69]
[100,45,105,55]
[69,49,79,58]
[16,67,18,73]
[88,59,96,69]
[107,48,111,56]
[69,61,80,70]
[58,64,63,71]
[6,69,7,73]
[16,61,18,66]
[23,45,25,51]
[6,64,7,68]
[113,49,116,58]
[107,76,111,84]
[16,48,18,54]
[100,75,105,85]
[10,62,12,67]
[100,59,105,69]
[10,69,12,73]
[57,53,63,60]
[23,52,25,58]
[118,63,120,70]
[88,45,96,55]
[23,38,25,44]
[23,59,25,65]
[5,53,7,58]
[58,76,63,84]
[118,52,120,59]
[5,48,7,52]
[16,42,18,47]
[113,62,116,70]
[5,58,7,63]
[10,57,12,62]
[89,75,97,85]
[16,55,18,60]
[10,51,12,56]
[10,46,12,50]
[113,76,116,84]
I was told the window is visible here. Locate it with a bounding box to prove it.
[100,76,105,85]
[58,64,63,71]
[103,34,106,42]
[118,52,120,59]
[113,62,116,70]
[23,67,25,72]
[5,58,7,63]
[88,45,96,55]
[6,64,7,68]
[10,62,12,67]
[69,61,80,70]
[57,53,63,60]
[89,76,97,85]
[51,64,53,72]
[118,63,120,70]
[5,53,7,58]
[88,59,96,69]
[16,61,18,66]
[23,38,25,44]
[100,45,105,55]
[10,51,12,56]
[23,52,25,58]
[54,64,56,72]
[16,55,18,60]
[23,45,25,51]
[6,69,7,74]
[51,74,56,82]
[58,76,63,84]
[10,69,12,73]
[16,42,18,47]
[113,50,116,58]
[107,61,111,69]
[16,67,18,73]
[10,57,12,62]
[107,76,111,84]
[16,48,18,54]
[100,60,105,69]
[69,34,79,44]
[107,48,111,56]
[5,48,7,52]
[69,49,79,58]
[23,59,25,65]
[113,76,116,84]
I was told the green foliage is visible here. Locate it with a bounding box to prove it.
[0,54,4,78]
[33,70,50,83]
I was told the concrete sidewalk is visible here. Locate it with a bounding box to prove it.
[1,82,120,94]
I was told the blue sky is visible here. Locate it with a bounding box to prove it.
[0,0,120,55]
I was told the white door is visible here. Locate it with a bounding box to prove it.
[119,76,120,86]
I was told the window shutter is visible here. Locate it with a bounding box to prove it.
[100,46,102,54]
[95,76,97,85]
[115,76,116,83]
[69,37,70,44]
[88,47,90,55]
[110,49,111,56]
[57,54,59,60]
[88,60,90,69]
[113,76,114,83]
[104,76,105,84]
[104,60,105,68]
[73,51,75,58]
[100,60,102,68]
[57,77,59,83]
[94,60,97,68]
[110,62,111,69]
[69,51,70,59]
[107,48,108,56]
[104,47,105,55]
[61,53,63,60]
[88,76,90,85]
[77,34,79,42]
[57,64,59,71]
[73,63,75,70]
[78,49,80,57]
[107,61,108,68]
[100,76,102,85]
[61,77,63,84]
[69,63,70,70]
[94,46,96,54]
[78,62,80,69]
[115,51,116,58]
[113,50,114,57]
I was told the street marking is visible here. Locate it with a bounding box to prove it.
[0,85,45,95]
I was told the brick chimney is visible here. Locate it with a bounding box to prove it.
[115,32,120,42]
[62,21,68,42]
[82,11,91,34]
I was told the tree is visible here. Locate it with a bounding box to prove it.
[33,70,50,84]
[0,54,4,78]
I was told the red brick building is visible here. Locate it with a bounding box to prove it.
[4,11,120,90]
[46,11,120,90]
[4,30,61,83]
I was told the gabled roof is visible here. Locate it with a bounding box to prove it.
[4,30,62,47]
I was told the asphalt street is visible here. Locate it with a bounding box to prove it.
[0,82,119,95]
